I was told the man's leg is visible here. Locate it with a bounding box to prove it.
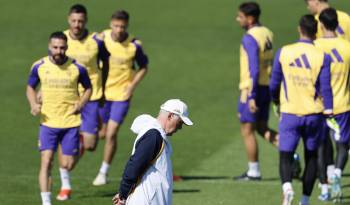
[301,149,318,205]
[56,127,80,201]
[39,150,54,205]
[93,100,129,186]
[80,101,99,151]
[234,122,261,180]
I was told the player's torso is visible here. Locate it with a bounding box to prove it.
[279,41,325,115]
[315,38,350,114]
[103,29,138,101]
[240,26,273,89]
[316,10,350,41]
[36,56,81,128]
[64,30,102,100]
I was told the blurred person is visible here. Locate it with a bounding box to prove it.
[270,15,333,205]
[26,31,92,205]
[112,99,193,205]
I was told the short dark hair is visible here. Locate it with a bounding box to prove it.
[239,2,261,22]
[319,8,338,31]
[111,10,129,22]
[299,14,318,38]
[49,31,68,42]
[69,4,87,15]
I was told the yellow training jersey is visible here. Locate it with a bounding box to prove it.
[239,25,273,92]
[315,37,350,114]
[64,30,103,101]
[27,56,91,128]
[315,10,350,41]
[272,40,330,115]
[102,29,148,101]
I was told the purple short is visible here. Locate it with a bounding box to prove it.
[100,100,130,124]
[39,125,79,156]
[80,101,99,135]
[330,111,350,143]
[238,86,270,123]
[279,113,323,152]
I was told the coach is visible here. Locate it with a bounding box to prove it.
[112,99,193,205]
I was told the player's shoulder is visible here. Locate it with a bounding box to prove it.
[336,10,350,20]
[97,29,112,40]
[130,36,143,46]
[31,57,47,70]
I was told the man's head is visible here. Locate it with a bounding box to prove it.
[110,10,129,40]
[319,7,338,32]
[48,32,68,64]
[236,2,261,29]
[298,14,318,40]
[304,0,328,15]
[68,4,88,36]
[157,99,193,136]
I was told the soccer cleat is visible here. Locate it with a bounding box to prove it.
[233,172,261,181]
[330,175,342,202]
[292,153,301,179]
[173,174,183,182]
[93,173,108,186]
[56,189,71,201]
[282,189,294,205]
[318,192,331,201]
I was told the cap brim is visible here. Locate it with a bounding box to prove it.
[180,116,193,126]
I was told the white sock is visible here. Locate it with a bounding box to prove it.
[59,168,71,190]
[321,183,329,195]
[247,161,260,177]
[334,168,342,178]
[327,165,335,180]
[99,161,110,175]
[282,182,293,194]
[300,195,309,204]
[40,192,51,205]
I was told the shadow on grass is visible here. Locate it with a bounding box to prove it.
[173,189,200,194]
[179,176,230,180]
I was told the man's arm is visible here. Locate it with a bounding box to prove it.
[242,34,260,101]
[71,64,92,114]
[26,64,41,116]
[124,40,149,99]
[318,54,333,115]
[117,129,163,201]
[269,49,283,104]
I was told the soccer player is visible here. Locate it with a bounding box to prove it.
[270,15,333,205]
[53,4,107,201]
[314,8,350,201]
[26,32,92,205]
[93,10,149,186]
[234,2,278,180]
[305,0,350,41]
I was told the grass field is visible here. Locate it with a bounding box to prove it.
[1,0,350,204]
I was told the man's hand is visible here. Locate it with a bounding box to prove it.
[248,99,258,113]
[326,117,340,141]
[112,193,126,205]
[69,101,83,115]
[30,103,41,116]
[123,85,134,100]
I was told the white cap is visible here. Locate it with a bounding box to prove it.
[160,99,193,126]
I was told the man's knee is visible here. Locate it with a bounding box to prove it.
[60,157,76,171]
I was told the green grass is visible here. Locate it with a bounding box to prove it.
[1,0,350,204]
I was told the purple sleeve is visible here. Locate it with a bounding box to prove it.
[132,39,149,68]
[93,34,110,62]
[270,49,283,103]
[242,34,259,100]
[27,61,43,88]
[318,54,333,110]
[74,62,92,89]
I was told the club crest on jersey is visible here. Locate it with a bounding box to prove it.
[289,54,311,69]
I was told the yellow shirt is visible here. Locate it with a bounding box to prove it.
[239,25,273,93]
[271,40,332,115]
[64,30,103,101]
[102,29,148,101]
[315,37,350,114]
[315,10,350,41]
[28,56,91,128]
